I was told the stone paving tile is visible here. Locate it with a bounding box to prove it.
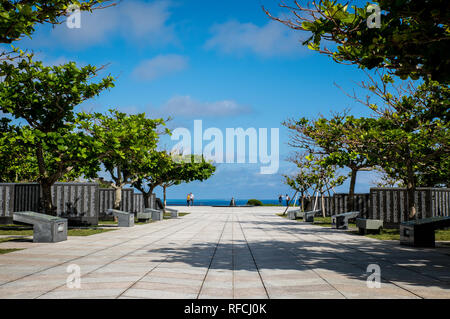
[38,289,124,299]
[140,276,204,287]
[198,287,233,299]
[122,288,197,299]
[132,280,201,294]
[0,207,449,299]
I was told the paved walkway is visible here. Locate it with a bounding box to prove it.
[0,207,449,299]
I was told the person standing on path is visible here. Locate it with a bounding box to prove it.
[186,193,191,206]
[285,194,290,207]
[190,192,194,206]
[278,194,283,205]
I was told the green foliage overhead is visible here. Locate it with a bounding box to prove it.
[0,58,115,214]
[265,0,450,83]
[0,56,115,132]
[78,109,167,187]
[0,0,116,44]
[0,120,38,182]
[133,152,216,207]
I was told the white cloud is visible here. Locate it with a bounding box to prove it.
[205,20,306,57]
[32,0,176,49]
[158,96,252,117]
[132,54,188,80]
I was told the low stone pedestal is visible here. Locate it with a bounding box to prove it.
[356,218,383,234]
[107,209,134,227]
[400,217,450,248]
[137,212,152,222]
[288,209,303,220]
[332,211,360,230]
[13,212,67,243]
[304,210,321,223]
[145,208,163,221]
[165,208,179,218]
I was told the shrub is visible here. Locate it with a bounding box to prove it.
[247,199,263,206]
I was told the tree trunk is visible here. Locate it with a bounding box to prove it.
[142,186,156,209]
[163,185,167,209]
[35,143,56,216]
[40,180,56,216]
[406,161,417,220]
[313,190,319,211]
[301,191,305,212]
[113,186,122,210]
[321,194,326,218]
[347,168,358,211]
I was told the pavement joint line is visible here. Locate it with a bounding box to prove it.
[268,214,425,298]
[35,214,210,299]
[246,213,348,299]
[231,214,235,299]
[236,215,270,299]
[276,214,450,293]
[116,215,219,299]
[0,216,199,289]
[0,214,199,291]
[297,233,432,298]
[196,214,231,299]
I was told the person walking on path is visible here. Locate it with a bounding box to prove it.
[186,193,191,206]
[278,194,283,205]
[190,192,194,206]
[285,194,290,207]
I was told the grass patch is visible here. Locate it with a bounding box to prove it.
[67,228,116,236]
[276,214,357,228]
[0,224,116,237]
[98,220,117,225]
[163,212,190,219]
[0,225,33,236]
[354,228,450,241]
[0,248,23,255]
[0,237,19,243]
[135,219,154,225]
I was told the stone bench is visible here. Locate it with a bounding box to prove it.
[303,210,321,223]
[136,211,152,223]
[356,218,383,234]
[164,207,179,218]
[144,208,163,221]
[287,209,303,220]
[400,216,450,248]
[13,211,67,243]
[107,209,134,227]
[332,211,360,229]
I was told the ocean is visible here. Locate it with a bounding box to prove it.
[165,199,286,206]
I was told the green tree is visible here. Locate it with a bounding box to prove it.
[161,154,216,207]
[78,110,167,209]
[286,153,345,216]
[132,151,174,208]
[133,153,216,209]
[283,167,313,213]
[0,57,114,214]
[284,114,375,210]
[345,76,449,219]
[0,119,38,182]
[0,0,116,44]
[264,0,450,83]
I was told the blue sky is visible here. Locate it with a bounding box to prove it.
[12,0,381,200]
